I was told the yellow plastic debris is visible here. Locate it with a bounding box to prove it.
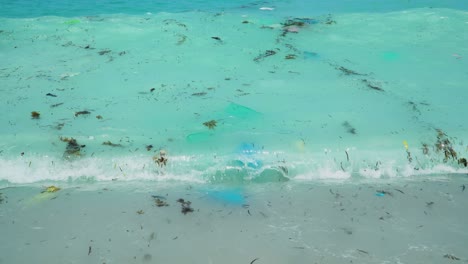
[44,186,61,193]
[403,140,409,150]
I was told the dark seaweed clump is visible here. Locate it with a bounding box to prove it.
[253,50,277,62]
[203,120,217,129]
[60,137,85,157]
[342,121,357,135]
[31,111,40,119]
[435,129,457,162]
[177,198,194,214]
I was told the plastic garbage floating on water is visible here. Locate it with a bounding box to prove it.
[375,192,385,197]
[382,52,400,61]
[303,51,319,59]
[203,189,245,205]
[64,19,80,25]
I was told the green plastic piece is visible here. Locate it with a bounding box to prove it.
[225,103,260,119]
[64,19,81,25]
[186,132,213,143]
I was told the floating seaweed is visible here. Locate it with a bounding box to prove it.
[177,35,187,45]
[342,121,357,135]
[98,49,111,55]
[253,50,277,62]
[281,19,306,27]
[96,115,103,119]
[250,258,259,264]
[203,120,217,129]
[118,51,126,56]
[54,123,65,130]
[177,198,194,215]
[458,158,467,167]
[61,137,85,157]
[153,150,167,167]
[325,15,337,24]
[361,79,384,92]
[75,110,91,117]
[407,101,421,115]
[444,254,460,260]
[46,93,57,97]
[242,20,249,24]
[31,111,40,119]
[192,92,207,97]
[154,197,169,207]
[150,88,155,92]
[435,129,457,162]
[102,141,123,147]
[211,36,222,41]
[146,145,153,151]
[421,143,430,155]
[337,66,366,76]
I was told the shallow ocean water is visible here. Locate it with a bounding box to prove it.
[0,0,468,263]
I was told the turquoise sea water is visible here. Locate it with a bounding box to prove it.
[1,0,468,263]
[1,2,468,183]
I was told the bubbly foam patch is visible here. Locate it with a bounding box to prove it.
[1,152,466,185]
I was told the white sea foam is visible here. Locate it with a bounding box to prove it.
[1,153,466,185]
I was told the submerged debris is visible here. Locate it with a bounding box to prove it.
[342,121,357,135]
[203,120,217,129]
[177,198,194,215]
[102,141,123,147]
[75,110,91,117]
[42,185,61,193]
[211,36,222,42]
[285,54,297,60]
[253,50,277,62]
[96,115,103,120]
[46,93,57,97]
[50,102,64,108]
[31,111,40,119]
[376,190,393,197]
[146,145,153,151]
[136,210,145,215]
